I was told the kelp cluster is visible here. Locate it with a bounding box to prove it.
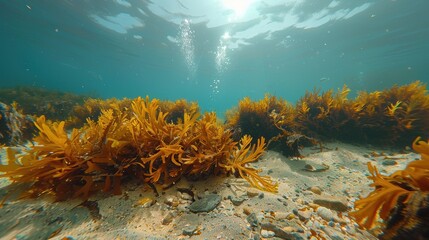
[0,86,90,121]
[67,98,198,128]
[225,95,312,156]
[227,81,429,148]
[350,137,429,239]
[0,102,35,145]
[0,97,277,202]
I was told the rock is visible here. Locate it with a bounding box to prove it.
[313,196,348,212]
[189,194,221,213]
[261,230,275,238]
[322,228,344,240]
[309,186,322,195]
[247,188,259,198]
[261,222,300,239]
[316,207,335,221]
[164,196,179,207]
[297,210,312,222]
[228,195,246,206]
[382,160,397,166]
[247,213,259,228]
[258,193,265,199]
[274,212,289,220]
[182,225,199,236]
[243,207,252,216]
[162,212,175,225]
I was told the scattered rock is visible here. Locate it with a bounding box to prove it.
[228,195,246,206]
[261,222,300,239]
[247,188,259,198]
[247,213,259,228]
[182,225,199,236]
[316,207,335,222]
[313,196,348,212]
[243,207,252,216]
[261,229,275,238]
[297,210,312,222]
[382,160,397,166]
[309,186,322,195]
[162,212,175,225]
[189,194,221,213]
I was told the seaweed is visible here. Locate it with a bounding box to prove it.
[350,137,429,235]
[295,85,355,141]
[225,95,306,157]
[0,96,276,203]
[0,86,89,121]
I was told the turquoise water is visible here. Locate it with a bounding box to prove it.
[1,0,428,114]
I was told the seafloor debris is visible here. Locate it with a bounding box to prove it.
[0,102,34,145]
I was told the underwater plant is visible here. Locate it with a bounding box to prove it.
[0,86,89,121]
[225,95,307,157]
[351,137,429,239]
[158,99,199,124]
[353,81,429,146]
[0,102,35,145]
[295,85,356,141]
[0,97,277,203]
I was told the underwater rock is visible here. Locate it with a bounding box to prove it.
[313,196,348,212]
[0,102,34,145]
[189,194,221,213]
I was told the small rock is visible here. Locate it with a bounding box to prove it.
[274,212,289,220]
[317,207,335,221]
[261,230,275,238]
[183,225,199,236]
[309,186,322,195]
[228,195,246,206]
[247,188,259,198]
[243,207,252,216]
[258,193,265,199]
[297,210,312,222]
[313,196,348,212]
[162,212,175,225]
[261,222,298,239]
[189,194,221,213]
[247,213,259,228]
[382,160,397,166]
[323,228,345,240]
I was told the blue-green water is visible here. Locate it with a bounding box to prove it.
[1,0,428,115]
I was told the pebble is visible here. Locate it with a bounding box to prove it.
[316,207,335,221]
[261,230,275,238]
[246,213,259,228]
[182,225,199,236]
[297,210,312,222]
[313,196,348,212]
[189,194,221,213]
[382,160,397,166]
[243,207,252,216]
[247,188,259,198]
[228,195,246,206]
[309,186,322,195]
[161,212,175,225]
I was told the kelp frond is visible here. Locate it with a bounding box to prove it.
[351,136,429,230]
[350,163,412,229]
[222,135,278,192]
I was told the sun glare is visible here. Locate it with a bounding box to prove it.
[222,0,253,19]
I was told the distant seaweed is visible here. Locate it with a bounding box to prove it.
[0,86,91,121]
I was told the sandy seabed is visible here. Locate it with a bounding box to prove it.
[0,142,416,240]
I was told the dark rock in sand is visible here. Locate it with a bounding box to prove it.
[189,194,221,213]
